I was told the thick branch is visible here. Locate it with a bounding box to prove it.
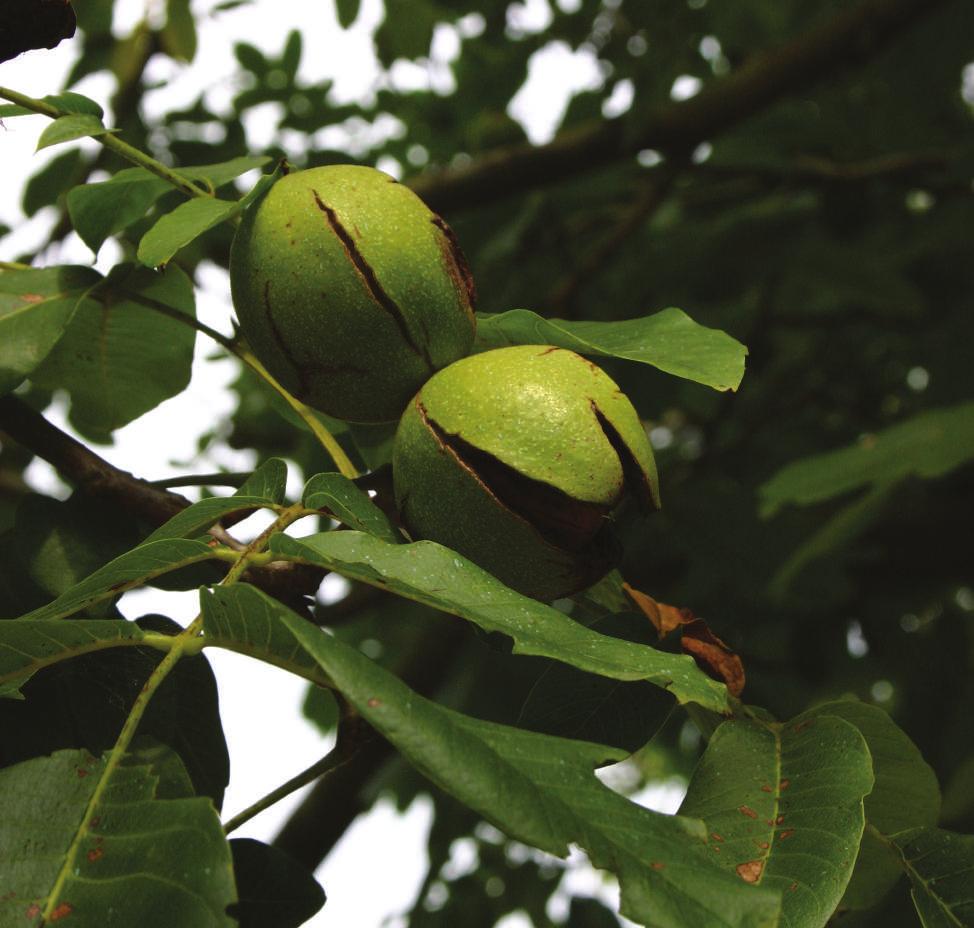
[0,395,188,525]
[0,395,324,611]
[409,0,953,213]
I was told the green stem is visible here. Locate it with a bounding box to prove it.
[149,472,254,489]
[0,260,32,271]
[223,704,366,835]
[105,288,359,480]
[0,85,211,200]
[40,501,313,915]
[220,502,309,586]
[223,739,353,834]
[237,347,360,480]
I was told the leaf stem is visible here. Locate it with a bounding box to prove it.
[236,347,360,480]
[106,289,360,480]
[40,501,311,915]
[0,85,212,200]
[41,612,206,920]
[220,502,309,586]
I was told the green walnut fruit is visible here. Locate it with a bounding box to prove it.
[393,345,660,600]
[229,165,477,422]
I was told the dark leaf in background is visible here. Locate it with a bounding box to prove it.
[0,614,230,808]
[518,612,674,754]
[0,0,76,63]
[228,838,326,928]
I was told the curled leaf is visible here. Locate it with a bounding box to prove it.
[623,583,745,697]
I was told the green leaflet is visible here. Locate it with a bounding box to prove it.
[30,264,197,440]
[270,530,731,711]
[760,402,974,515]
[801,700,941,910]
[888,827,974,927]
[680,715,874,928]
[0,620,148,698]
[13,539,217,622]
[0,748,235,926]
[0,265,100,396]
[36,114,111,151]
[137,165,281,267]
[145,458,288,543]
[202,584,781,928]
[302,471,402,543]
[475,307,748,392]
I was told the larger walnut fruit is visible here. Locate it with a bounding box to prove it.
[229,165,476,423]
[393,345,660,600]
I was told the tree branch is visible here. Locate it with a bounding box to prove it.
[0,395,188,525]
[409,0,954,213]
[0,395,324,612]
[546,166,680,314]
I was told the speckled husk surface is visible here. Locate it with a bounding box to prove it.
[393,345,660,600]
[229,164,476,422]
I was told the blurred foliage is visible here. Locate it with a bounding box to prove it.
[1,0,973,925]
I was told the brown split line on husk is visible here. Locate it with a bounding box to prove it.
[418,399,647,557]
[311,189,435,371]
[431,214,478,314]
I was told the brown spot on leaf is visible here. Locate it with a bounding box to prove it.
[650,862,665,870]
[739,805,758,819]
[779,829,795,840]
[776,815,785,825]
[711,832,724,842]
[86,847,103,862]
[757,841,770,850]
[789,881,798,892]
[367,698,381,708]
[736,860,764,883]
[49,903,74,921]
[20,293,44,304]
[75,768,88,778]
[89,817,100,828]
[780,778,791,790]
[761,784,773,792]
[26,904,41,919]
[793,720,813,734]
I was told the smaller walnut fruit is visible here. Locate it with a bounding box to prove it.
[393,345,660,600]
[229,165,476,423]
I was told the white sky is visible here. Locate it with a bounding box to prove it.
[0,2,677,925]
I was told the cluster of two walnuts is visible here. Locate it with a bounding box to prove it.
[230,166,659,601]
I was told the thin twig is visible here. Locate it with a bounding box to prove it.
[0,84,211,200]
[223,711,369,835]
[546,167,680,314]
